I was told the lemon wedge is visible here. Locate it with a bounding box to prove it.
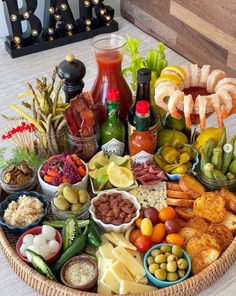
[94,175,108,191]
[155,74,182,88]
[109,155,130,167]
[161,65,186,80]
[107,162,134,188]
[88,151,109,171]
[89,165,108,179]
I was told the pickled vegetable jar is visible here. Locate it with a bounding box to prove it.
[91,34,132,125]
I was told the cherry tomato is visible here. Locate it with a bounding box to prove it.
[164,220,180,234]
[150,223,166,243]
[141,218,153,236]
[134,235,153,253]
[144,207,159,225]
[135,218,143,228]
[159,207,176,222]
[129,229,142,245]
[166,233,184,246]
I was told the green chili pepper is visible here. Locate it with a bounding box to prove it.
[203,163,214,179]
[52,226,88,273]
[229,158,236,175]
[200,150,209,174]
[62,217,79,251]
[211,147,223,170]
[222,136,236,174]
[226,172,235,180]
[43,219,89,229]
[87,220,102,249]
[217,129,227,149]
[25,249,57,282]
[204,138,216,160]
[212,169,227,182]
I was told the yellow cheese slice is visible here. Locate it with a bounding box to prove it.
[99,243,115,260]
[111,232,137,250]
[101,234,109,244]
[97,283,112,295]
[110,260,134,282]
[101,270,120,294]
[136,275,148,284]
[125,226,133,241]
[103,233,119,246]
[98,257,114,279]
[119,280,157,294]
[127,249,143,264]
[112,246,145,280]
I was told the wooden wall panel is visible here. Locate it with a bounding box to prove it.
[121,0,236,76]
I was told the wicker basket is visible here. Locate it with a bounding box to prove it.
[0,226,236,296]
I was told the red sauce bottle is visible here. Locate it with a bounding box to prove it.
[91,34,132,125]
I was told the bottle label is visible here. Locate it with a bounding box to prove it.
[128,122,158,143]
[131,150,154,164]
[101,138,125,156]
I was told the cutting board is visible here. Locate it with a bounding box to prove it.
[121,0,236,76]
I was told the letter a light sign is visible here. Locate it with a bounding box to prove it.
[2,0,118,58]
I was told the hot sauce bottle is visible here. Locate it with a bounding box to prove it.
[128,68,158,142]
[100,89,125,156]
[129,101,156,163]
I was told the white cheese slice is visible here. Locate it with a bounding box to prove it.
[119,280,157,294]
[111,232,137,250]
[99,243,115,260]
[110,260,134,282]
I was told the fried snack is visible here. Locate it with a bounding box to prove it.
[191,246,220,275]
[219,188,236,214]
[176,207,195,220]
[178,227,201,246]
[186,217,210,234]
[207,224,233,252]
[186,234,220,259]
[167,190,193,199]
[166,198,194,207]
[179,175,205,199]
[193,192,226,223]
[222,212,236,235]
[167,182,182,191]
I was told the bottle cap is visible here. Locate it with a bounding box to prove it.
[137,68,151,83]
[136,100,150,115]
[107,89,119,102]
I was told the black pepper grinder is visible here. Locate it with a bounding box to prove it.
[58,54,86,103]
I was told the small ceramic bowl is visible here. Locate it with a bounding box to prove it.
[16,226,62,265]
[89,189,140,233]
[38,160,88,200]
[144,243,191,288]
[60,255,98,291]
[157,144,199,181]
[0,191,49,234]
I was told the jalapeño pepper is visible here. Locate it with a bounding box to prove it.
[62,217,79,251]
[87,219,102,249]
[43,219,89,229]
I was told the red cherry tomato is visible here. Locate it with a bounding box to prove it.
[134,235,153,253]
[164,219,181,234]
[129,229,142,245]
[144,207,159,225]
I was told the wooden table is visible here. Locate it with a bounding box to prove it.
[0,16,236,296]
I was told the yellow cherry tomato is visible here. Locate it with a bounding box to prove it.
[141,218,153,237]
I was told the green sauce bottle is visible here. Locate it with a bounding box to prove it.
[101,89,125,156]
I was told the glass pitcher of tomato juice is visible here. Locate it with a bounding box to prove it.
[91,34,132,125]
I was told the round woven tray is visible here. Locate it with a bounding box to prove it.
[0,226,236,296]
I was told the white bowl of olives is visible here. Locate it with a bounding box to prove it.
[51,183,90,220]
[144,244,191,288]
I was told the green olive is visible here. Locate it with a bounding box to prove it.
[71,202,82,212]
[78,189,89,204]
[178,269,186,278]
[177,258,188,270]
[172,245,183,258]
[154,269,167,281]
[167,254,178,262]
[58,183,70,193]
[165,252,172,257]
[147,256,155,266]
[149,263,159,274]
[167,261,177,273]
[63,186,79,204]
[154,254,167,264]
[54,196,69,211]
[160,263,167,271]
[167,272,179,282]
[160,246,172,253]
[151,249,162,257]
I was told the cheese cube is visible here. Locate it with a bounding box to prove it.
[112,246,145,280]
[111,232,137,250]
[99,243,115,260]
[110,260,134,282]
[101,270,120,294]
[119,280,157,294]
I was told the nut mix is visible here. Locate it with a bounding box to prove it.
[93,192,137,225]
